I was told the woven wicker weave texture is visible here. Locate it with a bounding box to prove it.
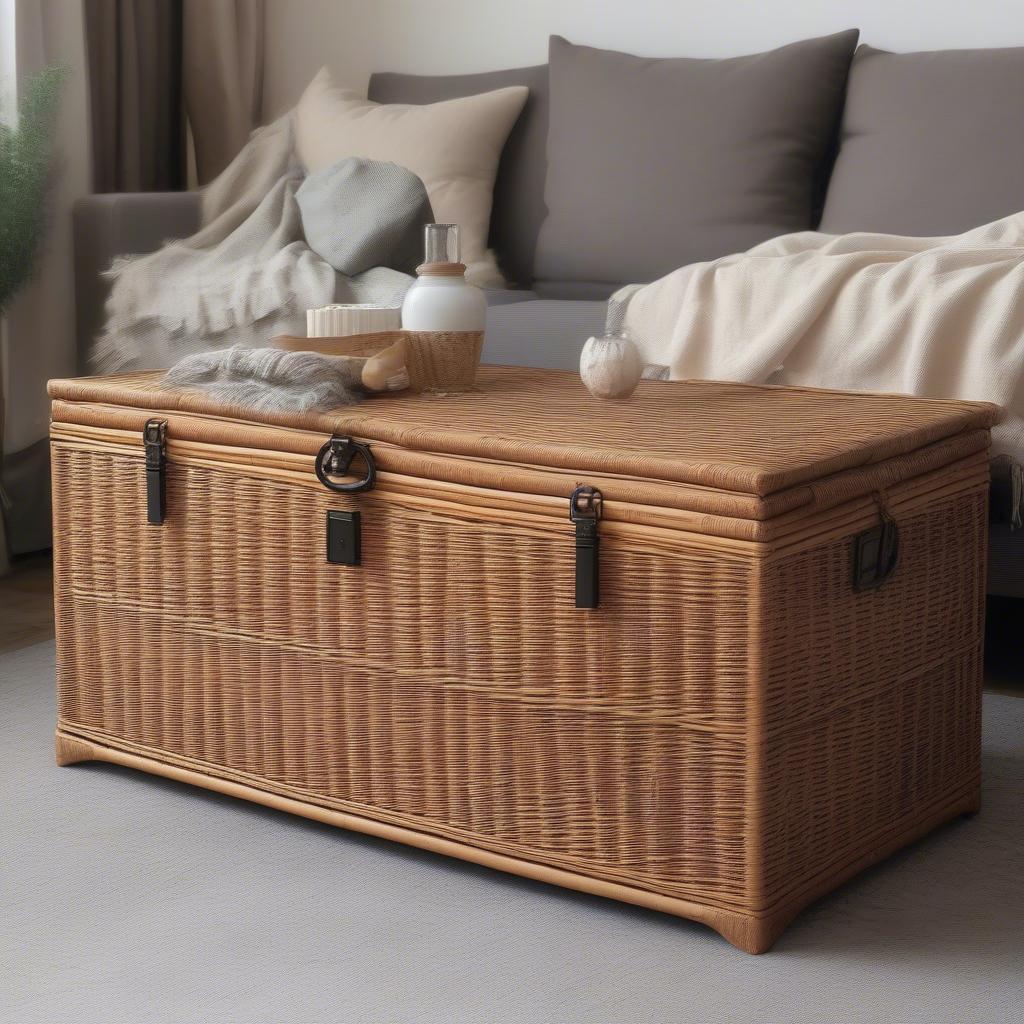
[49,368,991,953]
[48,367,996,494]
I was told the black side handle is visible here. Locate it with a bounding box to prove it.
[852,495,900,591]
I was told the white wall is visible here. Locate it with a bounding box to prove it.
[0,0,17,123]
[263,0,1024,117]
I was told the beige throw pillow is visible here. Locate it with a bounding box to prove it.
[295,68,528,284]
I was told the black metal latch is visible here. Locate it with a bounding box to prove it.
[570,485,603,609]
[326,510,361,566]
[852,494,900,592]
[144,418,168,526]
[315,434,376,493]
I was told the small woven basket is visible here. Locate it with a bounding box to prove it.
[404,331,484,394]
[273,331,404,358]
[274,330,484,395]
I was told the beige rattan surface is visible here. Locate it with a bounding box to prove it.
[48,366,997,497]
[50,366,991,952]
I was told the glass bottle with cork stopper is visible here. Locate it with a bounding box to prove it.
[401,224,487,332]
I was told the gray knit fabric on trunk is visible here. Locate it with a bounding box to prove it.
[162,346,365,412]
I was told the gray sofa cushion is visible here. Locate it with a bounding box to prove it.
[368,64,548,287]
[483,298,607,371]
[533,280,619,301]
[535,31,859,288]
[820,45,1024,236]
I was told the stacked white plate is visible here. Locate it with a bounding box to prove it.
[306,304,402,338]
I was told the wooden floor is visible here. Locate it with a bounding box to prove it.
[0,553,56,654]
[1,554,1020,695]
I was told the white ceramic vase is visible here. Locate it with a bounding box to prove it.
[401,273,486,332]
[401,223,486,332]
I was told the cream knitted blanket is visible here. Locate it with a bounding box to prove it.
[92,115,416,373]
[615,214,1024,481]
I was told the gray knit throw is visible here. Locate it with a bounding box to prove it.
[162,346,364,412]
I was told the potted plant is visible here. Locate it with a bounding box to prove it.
[0,65,65,573]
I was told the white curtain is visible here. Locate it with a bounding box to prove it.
[1,0,92,569]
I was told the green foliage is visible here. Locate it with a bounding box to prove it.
[0,64,67,314]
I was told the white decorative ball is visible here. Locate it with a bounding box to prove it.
[580,334,644,399]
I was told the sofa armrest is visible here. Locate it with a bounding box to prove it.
[74,191,202,372]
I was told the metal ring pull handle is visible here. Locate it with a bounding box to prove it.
[315,435,376,493]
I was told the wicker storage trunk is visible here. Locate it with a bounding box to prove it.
[49,367,995,953]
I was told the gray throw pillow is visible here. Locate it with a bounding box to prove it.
[535,31,859,288]
[819,45,1024,237]
[296,157,433,277]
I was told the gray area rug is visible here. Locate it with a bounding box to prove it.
[2,641,1022,1024]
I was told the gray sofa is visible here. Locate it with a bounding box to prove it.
[71,36,1024,597]
[72,185,609,373]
